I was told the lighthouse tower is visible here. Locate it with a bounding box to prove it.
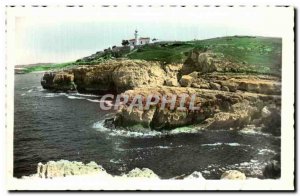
[134,29,138,46]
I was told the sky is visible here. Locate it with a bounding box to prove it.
[13,6,289,65]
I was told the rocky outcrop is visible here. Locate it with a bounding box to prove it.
[41,72,76,92]
[179,75,193,87]
[23,160,208,180]
[179,72,281,95]
[164,64,182,87]
[35,160,105,178]
[125,168,159,178]
[41,60,165,94]
[25,160,160,179]
[220,170,246,180]
[180,50,241,75]
[112,86,281,131]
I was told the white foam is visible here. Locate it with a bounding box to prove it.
[239,127,272,137]
[108,129,162,138]
[43,93,67,98]
[92,121,111,132]
[70,93,100,98]
[258,149,276,155]
[201,142,245,147]
[109,159,122,164]
[92,120,162,138]
[169,126,200,134]
[124,145,181,151]
[67,95,85,100]
[86,99,101,103]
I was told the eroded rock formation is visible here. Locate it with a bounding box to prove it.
[112,86,281,131]
[41,59,165,94]
[41,50,281,133]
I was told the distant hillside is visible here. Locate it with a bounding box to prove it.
[15,63,54,68]
[23,36,282,75]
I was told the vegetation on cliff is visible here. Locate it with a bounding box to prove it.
[23,36,281,75]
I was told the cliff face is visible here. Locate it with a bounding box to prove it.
[41,51,281,133]
[41,59,165,94]
[112,86,280,131]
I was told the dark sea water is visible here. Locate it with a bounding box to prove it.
[14,73,280,179]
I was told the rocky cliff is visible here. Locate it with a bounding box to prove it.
[41,59,165,94]
[41,50,281,133]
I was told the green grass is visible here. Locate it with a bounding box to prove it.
[194,36,282,75]
[23,60,106,73]
[23,62,76,73]
[127,43,194,64]
[127,36,282,75]
[24,36,282,75]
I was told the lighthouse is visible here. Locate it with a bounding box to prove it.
[127,30,150,48]
[134,29,138,46]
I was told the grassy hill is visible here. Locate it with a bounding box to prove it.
[128,36,281,75]
[21,36,282,75]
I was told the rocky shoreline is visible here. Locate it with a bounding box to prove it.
[22,160,256,180]
[41,50,281,134]
[22,159,280,180]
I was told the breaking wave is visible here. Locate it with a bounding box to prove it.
[239,126,277,138]
[92,120,209,138]
[42,92,102,102]
[201,142,249,147]
[92,121,162,138]
[257,149,276,155]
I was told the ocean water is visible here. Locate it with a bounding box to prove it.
[14,73,280,179]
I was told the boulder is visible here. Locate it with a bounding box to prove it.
[36,160,105,178]
[181,51,218,75]
[125,168,159,179]
[179,75,193,87]
[180,50,241,75]
[221,170,246,180]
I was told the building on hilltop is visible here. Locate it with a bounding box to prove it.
[128,30,150,47]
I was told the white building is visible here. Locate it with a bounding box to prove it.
[128,30,150,47]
